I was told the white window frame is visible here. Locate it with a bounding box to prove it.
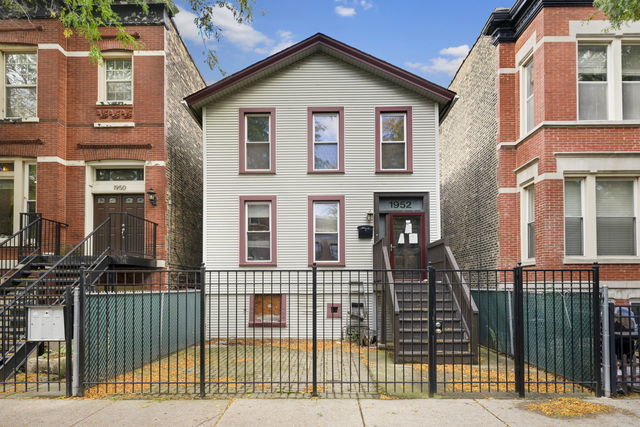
[313,201,340,263]
[312,112,340,172]
[245,201,272,263]
[577,42,612,121]
[520,57,535,135]
[0,48,38,119]
[621,42,640,120]
[379,112,407,171]
[97,53,133,105]
[564,174,640,263]
[520,184,536,263]
[244,113,272,172]
[563,178,585,257]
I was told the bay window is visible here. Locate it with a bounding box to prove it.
[523,186,536,260]
[376,107,413,172]
[240,196,277,266]
[308,196,345,266]
[523,59,535,133]
[564,179,584,256]
[596,179,636,256]
[578,45,608,120]
[239,109,276,173]
[3,52,37,118]
[622,45,640,120]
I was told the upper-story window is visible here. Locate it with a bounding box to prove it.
[105,58,132,102]
[522,59,535,133]
[239,109,276,174]
[622,45,640,120]
[2,52,37,118]
[308,107,344,173]
[375,107,413,173]
[578,45,609,120]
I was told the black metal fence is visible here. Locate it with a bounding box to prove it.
[608,303,640,395]
[1,265,603,398]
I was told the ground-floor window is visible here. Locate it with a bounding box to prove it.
[520,184,535,261]
[249,294,286,327]
[308,195,345,266]
[239,196,277,266]
[564,175,639,259]
[0,159,36,238]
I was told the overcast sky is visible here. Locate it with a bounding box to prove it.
[173,0,505,88]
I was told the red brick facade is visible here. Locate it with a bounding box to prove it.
[0,4,204,267]
[491,3,640,283]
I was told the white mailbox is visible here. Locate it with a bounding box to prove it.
[27,306,66,341]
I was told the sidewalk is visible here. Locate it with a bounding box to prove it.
[0,397,638,426]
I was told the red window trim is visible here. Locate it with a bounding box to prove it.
[239,195,277,266]
[239,108,276,174]
[307,106,345,174]
[307,195,346,267]
[326,303,342,319]
[249,294,286,327]
[375,106,413,173]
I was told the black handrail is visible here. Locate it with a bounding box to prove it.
[108,212,158,259]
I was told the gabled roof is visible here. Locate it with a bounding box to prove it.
[184,33,456,122]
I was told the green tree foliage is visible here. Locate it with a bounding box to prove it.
[1,0,254,71]
[594,0,640,29]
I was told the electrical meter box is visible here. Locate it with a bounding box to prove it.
[27,306,66,341]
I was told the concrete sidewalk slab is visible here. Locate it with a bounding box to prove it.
[75,399,230,427]
[217,399,363,427]
[359,399,502,426]
[0,399,112,427]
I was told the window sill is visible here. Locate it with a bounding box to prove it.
[375,170,413,174]
[520,259,536,267]
[0,117,39,123]
[94,122,135,128]
[308,170,345,174]
[310,262,345,267]
[564,257,640,265]
[249,322,286,328]
[239,171,276,175]
[240,261,277,267]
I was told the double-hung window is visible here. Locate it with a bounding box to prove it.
[564,179,584,256]
[240,196,276,266]
[105,58,132,103]
[308,196,345,266]
[522,185,535,260]
[240,109,275,173]
[3,52,37,118]
[522,59,535,133]
[622,45,640,120]
[596,179,636,256]
[578,45,609,120]
[308,107,343,173]
[376,107,413,172]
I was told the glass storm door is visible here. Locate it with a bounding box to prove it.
[389,214,425,271]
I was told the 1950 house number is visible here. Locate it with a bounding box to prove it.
[113,184,127,191]
[387,200,412,209]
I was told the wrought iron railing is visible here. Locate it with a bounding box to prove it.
[0,214,67,284]
[107,212,158,260]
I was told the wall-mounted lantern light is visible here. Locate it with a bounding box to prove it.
[366,211,374,223]
[147,188,157,206]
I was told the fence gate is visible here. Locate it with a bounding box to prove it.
[431,266,601,397]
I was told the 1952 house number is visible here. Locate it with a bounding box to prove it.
[387,200,412,209]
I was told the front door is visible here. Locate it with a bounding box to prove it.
[388,213,425,271]
[94,194,145,255]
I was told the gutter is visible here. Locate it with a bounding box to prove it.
[439,95,459,122]
[181,100,202,128]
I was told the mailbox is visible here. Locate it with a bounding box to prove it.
[27,306,66,341]
[357,225,373,239]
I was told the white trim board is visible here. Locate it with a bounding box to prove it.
[38,44,165,57]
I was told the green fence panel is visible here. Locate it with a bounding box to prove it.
[84,291,200,385]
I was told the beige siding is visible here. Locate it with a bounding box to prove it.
[203,53,441,271]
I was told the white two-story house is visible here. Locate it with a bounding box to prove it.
[185,34,456,345]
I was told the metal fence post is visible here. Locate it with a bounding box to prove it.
[601,285,610,397]
[200,264,206,398]
[428,265,437,397]
[513,264,525,398]
[65,285,73,397]
[608,302,617,397]
[77,265,86,396]
[592,263,602,397]
[312,263,318,397]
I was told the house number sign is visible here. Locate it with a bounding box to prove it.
[379,198,423,213]
[113,184,127,191]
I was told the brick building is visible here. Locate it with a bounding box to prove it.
[0,1,204,268]
[441,0,640,299]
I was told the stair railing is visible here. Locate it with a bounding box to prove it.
[373,237,400,347]
[1,214,68,285]
[427,239,479,361]
[108,212,158,260]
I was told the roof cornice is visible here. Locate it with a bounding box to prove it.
[184,33,456,115]
[482,0,594,44]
